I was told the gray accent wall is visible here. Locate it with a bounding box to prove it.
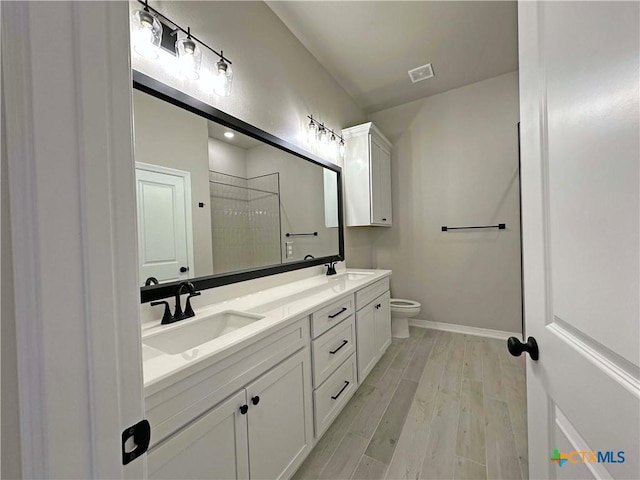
[369,71,522,334]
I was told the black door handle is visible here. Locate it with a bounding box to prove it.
[251,396,260,406]
[507,336,539,361]
[239,404,248,415]
[180,266,190,273]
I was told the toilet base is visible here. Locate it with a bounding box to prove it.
[391,317,410,338]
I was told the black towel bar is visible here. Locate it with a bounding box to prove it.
[285,232,318,237]
[441,223,506,232]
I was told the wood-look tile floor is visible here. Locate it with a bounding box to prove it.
[293,328,528,480]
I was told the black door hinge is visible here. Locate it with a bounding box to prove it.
[122,419,151,465]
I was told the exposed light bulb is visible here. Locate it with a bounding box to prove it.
[307,119,317,141]
[318,126,328,144]
[339,139,346,156]
[213,54,233,96]
[176,32,202,80]
[131,9,162,59]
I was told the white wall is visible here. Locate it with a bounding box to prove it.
[208,138,248,178]
[1,77,22,480]
[130,1,373,268]
[133,89,214,278]
[369,71,522,333]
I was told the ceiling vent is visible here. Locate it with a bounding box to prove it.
[408,63,435,83]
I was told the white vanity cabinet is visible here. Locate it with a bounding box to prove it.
[355,279,392,382]
[309,295,358,438]
[145,318,313,480]
[342,122,392,227]
[148,390,249,480]
[148,348,312,480]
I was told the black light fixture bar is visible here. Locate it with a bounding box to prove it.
[307,115,345,143]
[137,0,232,64]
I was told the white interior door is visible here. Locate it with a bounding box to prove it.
[136,163,194,284]
[519,2,639,479]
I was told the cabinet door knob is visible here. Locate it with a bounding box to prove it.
[239,404,248,415]
[251,396,260,406]
[382,218,387,222]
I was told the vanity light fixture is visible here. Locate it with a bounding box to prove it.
[131,1,163,59]
[131,0,234,96]
[306,115,346,156]
[213,52,234,97]
[176,27,202,80]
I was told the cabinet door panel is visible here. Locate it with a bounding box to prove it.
[374,291,391,355]
[356,301,377,382]
[148,390,249,480]
[246,349,313,480]
[378,147,392,225]
[369,138,384,224]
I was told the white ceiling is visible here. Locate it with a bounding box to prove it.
[267,1,518,113]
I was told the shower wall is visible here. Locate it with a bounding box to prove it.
[209,171,281,274]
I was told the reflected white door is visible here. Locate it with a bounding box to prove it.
[135,163,194,285]
[519,2,639,479]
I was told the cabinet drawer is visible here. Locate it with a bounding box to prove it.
[356,278,389,310]
[311,295,354,338]
[313,354,357,438]
[312,316,356,387]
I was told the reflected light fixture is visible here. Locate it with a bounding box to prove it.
[176,28,202,80]
[131,1,162,59]
[224,131,235,139]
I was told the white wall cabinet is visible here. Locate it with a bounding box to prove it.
[148,348,313,480]
[342,122,393,227]
[355,283,392,383]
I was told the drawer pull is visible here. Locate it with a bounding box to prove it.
[329,340,348,355]
[328,307,348,319]
[239,405,248,415]
[251,396,260,406]
[331,381,350,400]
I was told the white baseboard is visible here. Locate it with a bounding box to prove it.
[409,319,521,341]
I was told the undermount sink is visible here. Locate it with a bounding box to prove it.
[143,311,265,355]
[344,271,376,280]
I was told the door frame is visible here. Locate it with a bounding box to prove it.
[135,161,195,281]
[3,2,146,478]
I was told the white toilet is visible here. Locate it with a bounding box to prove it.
[390,298,421,338]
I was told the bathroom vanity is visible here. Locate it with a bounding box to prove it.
[129,71,393,479]
[142,269,391,480]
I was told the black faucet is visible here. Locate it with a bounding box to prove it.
[325,256,342,276]
[151,281,201,325]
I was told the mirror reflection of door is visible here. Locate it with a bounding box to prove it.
[135,162,194,285]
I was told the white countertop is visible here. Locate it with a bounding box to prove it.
[141,269,391,395]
